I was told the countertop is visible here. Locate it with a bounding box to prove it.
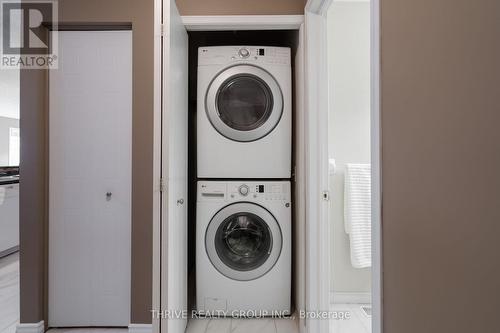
[0,177,19,185]
[0,167,19,185]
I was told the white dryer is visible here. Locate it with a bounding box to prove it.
[197,46,292,178]
[196,181,291,314]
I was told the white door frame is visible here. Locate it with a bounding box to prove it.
[302,4,331,333]
[304,1,382,333]
[152,13,308,333]
[370,0,383,332]
[152,1,162,333]
[155,0,190,332]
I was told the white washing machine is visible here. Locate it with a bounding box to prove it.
[197,46,292,179]
[196,181,291,314]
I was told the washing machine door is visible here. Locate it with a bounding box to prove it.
[205,64,283,142]
[205,202,282,281]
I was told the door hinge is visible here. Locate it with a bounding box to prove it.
[160,24,167,37]
[160,178,166,193]
[322,190,330,201]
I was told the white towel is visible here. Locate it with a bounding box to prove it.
[0,187,5,205]
[344,163,371,268]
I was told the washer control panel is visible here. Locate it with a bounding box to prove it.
[198,181,291,202]
[198,46,291,66]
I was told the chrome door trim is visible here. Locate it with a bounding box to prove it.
[205,64,283,142]
[205,202,282,281]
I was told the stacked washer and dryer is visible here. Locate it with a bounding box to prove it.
[196,46,292,315]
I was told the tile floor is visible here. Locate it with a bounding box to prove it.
[186,317,298,333]
[185,304,371,333]
[1,253,370,333]
[0,252,19,333]
[330,303,372,333]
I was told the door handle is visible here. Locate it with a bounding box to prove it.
[177,198,184,205]
[106,192,112,201]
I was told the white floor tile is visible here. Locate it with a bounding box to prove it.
[351,304,371,332]
[231,318,276,333]
[275,318,299,333]
[3,322,18,333]
[204,318,232,333]
[186,318,211,333]
[0,252,19,333]
[186,317,298,333]
[330,303,371,333]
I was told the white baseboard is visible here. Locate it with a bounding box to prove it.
[128,323,152,333]
[16,321,44,333]
[15,321,151,333]
[331,292,371,304]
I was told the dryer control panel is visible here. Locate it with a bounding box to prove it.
[198,46,291,66]
[198,181,291,202]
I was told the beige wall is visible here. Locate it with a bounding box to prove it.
[381,0,500,332]
[19,64,47,324]
[176,0,306,15]
[20,0,154,325]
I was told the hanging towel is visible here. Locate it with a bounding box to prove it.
[0,186,5,205]
[344,163,371,268]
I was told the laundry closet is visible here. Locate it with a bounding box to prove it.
[157,4,309,332]
[186,30,300,314]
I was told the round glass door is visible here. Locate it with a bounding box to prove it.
[215,212,272,271]
[216,75,274,132]
[206,65,283,142]
[205,202,282,281]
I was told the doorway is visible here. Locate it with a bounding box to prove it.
[302,0,381,333]
[0,46,20,333]
[327,1,372,332]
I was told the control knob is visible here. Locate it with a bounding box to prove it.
[238,48,250,58]
[238,184,249,196]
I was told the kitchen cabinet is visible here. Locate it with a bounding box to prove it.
[0,182,19,256]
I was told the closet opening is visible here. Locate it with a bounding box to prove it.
[185,29,305,332]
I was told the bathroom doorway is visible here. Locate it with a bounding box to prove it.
[327,1,372,332]
[303,0,381,332]
[323,0,381,332]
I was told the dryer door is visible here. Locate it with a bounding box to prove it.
[205,202,282,281]
[206,65,283,142]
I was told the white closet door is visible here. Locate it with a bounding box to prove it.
[161,1,189,333]
[49,30,132,327]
